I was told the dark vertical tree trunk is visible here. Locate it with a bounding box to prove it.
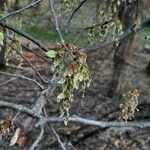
[0,0,20,68]
[0,0,6,68]
[0,28,6,68]
[108,1,141,97]
[6,0,20,11]
[14,0,20,10]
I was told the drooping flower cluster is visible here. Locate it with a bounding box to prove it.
[46,43,91,124]
[118,89,139,121]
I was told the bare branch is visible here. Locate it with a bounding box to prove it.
[51,126,67,150]
[0,71,44,90]
[29,125,44,150]
[49,0,65,44]
[0,100,42,118]
[20,87,47,131]
[7,36,50,64]
[22,44,50,63]
[66,0,87,32]
[0,100,150,129]
[7,43,47,84]
[83,20,113,31]
[43,108,67,150]
[74,20,112,44]
[5,64,26,71]
[37,115,150,128]
[0,77,16,86]
[81,18,150,52]
[0,0,44,21]
[0,21,47,52]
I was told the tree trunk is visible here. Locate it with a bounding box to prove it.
[108,1,141,97]
[0,0,6,68]
[0,0,21,68]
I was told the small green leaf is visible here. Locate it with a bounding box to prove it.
[58,78,65,84]
[62,83,69,91]
[46,50,57,58]
[64,118,68,126]
[53,58,60,67]
[79,74,84,82]
[73,79,79,89]
[57,98,61,103]
[51,65,55,71]
[57,92,66,99]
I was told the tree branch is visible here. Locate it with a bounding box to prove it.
[81,18,150,52]
[0,100,149,129]
[0,21,47,52]
[0,100,42,118]
[0,0,44,21]
[7,43,47,84]
[0,71,44,90]
[38,115,150,128]
[29,125,44,150]
[7,36,50,64]
[51,126,67,150]
[66,0,87,32]
[49,0,65,44]
[0,77,16,86]
[74,19,112,44]
[43,108,67,150]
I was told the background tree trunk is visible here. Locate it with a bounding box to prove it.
[0,0,6,68]
[0,0,20,68]
[108,1,141,97]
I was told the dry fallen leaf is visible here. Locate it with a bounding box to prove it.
[17,136,28,147]
[10,127,21,146]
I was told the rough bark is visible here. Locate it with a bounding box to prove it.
[0,0,20,68]
[0,0,6,68]
[146,61,150,75]
[108,1,141,97]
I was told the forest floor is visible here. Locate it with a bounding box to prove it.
[0,31,150,150]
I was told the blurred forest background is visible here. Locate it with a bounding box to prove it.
[0,0,150,149]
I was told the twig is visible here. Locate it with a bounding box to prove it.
[74,20,112,44]
[0,99,149,129]
[5,64,26,70]
[22,44,50,63]
[0,21,47,52]
[83,20,112,31]
[49,0,65,44]
[7,36,50,63]
[0,100,150,129]
[43,108,67,150]
[51,126,67,150]
[66,0,87,33]
[21,87,47,134]
[0,71,44,89]
[0,0,44,21]
[0,77,16,86]
[0,100,42,118]
[48,0,74,60]
[81,18,150,52]
[7,43,47,84]
[37,115,150,128]
[29,125,44,150]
